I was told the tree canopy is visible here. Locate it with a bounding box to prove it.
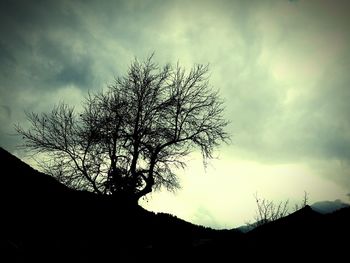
[16,56,229,203]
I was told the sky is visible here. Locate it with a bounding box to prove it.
[1,0,350,228]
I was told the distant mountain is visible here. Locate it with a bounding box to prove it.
[237,224,254,233]
[311,199,349,214]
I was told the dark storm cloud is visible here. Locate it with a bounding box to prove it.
[0,104,14,151]
[0,0,97,88]
[35,36,95,87]
[305,83,349,156]
[0,0,169,96]
[0,0,99,152]
[0,0,177,149]
[0,42,16,68]
[0,105,11,119]
[221,0,350,167]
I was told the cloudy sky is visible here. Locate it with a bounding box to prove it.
[1,0,350,228]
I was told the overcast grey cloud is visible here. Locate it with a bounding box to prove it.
[1,0,350,227]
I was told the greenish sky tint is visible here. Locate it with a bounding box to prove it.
[1,0,350,228]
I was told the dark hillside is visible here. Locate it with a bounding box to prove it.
[1,147,349,260]
[0,147,228,260]
[245,204,350,256]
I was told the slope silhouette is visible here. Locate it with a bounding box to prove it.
[245,205,350,257]
[0,147,234,260]
[1,147,349,260]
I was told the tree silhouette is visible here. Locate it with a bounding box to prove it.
[248,193,289,228]
[16,55,229,204]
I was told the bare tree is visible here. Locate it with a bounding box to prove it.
[293,191,309,211]
[16,55,229,204]
[246,192,310,230]
[248,193,290,228]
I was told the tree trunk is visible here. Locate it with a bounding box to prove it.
[135,175,154,202]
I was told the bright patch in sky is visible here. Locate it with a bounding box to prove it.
[141,151,348,228]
